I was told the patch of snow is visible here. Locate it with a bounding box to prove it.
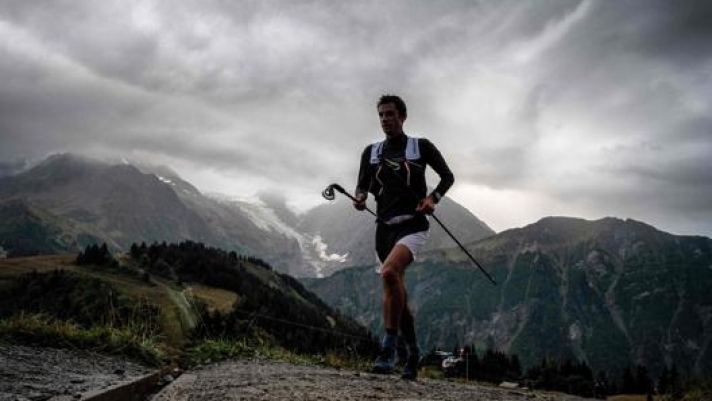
[569,323,582,341]
[633,291,650,301]
[157,175,174,185]
[207,194,307,241]
[246,204,298,237]
[312,235,348,263]
[208,193,265,207]
[206,192,350,277]
[298,233,327,278]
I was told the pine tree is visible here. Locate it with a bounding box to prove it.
[130,243,139,259]
[100,243,109,259]
[658,366,670,395]
[509,354,522,379]
[595,370,609,399]
[635,364,651,395]
[670,364,683,400]
[622,365,635,394]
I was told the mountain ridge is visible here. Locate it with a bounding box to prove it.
[305,215,712,378]
[3,153,712,385]
[0,152,495,277]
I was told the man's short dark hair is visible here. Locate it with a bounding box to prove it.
[378,94,407,118]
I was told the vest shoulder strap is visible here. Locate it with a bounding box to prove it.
[370,137,420,164]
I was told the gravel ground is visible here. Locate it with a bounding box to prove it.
[0,344,154,401]
[151,359,596,401]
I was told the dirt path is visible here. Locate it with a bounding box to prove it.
[168,286,197,329]
[152,279,197,331]
[0,344,153,400]
[151,358,595,401]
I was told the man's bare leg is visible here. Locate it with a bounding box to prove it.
[381,244,412,332]
[379,244,421,380]
[373,244,412,374]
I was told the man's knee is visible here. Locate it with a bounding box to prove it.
[381,265,402,287]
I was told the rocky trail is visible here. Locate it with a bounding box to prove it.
[0,344,154,400]
[1,345,596,401]
[150,359,595,401]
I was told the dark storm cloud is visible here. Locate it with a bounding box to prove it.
[0,0,710,235]
[596,0,712,64]
[454,1,708,234]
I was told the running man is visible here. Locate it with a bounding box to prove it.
[353,94,454,380]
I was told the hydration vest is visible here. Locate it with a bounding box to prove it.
[369,136,421,164]
[369,136,422,194]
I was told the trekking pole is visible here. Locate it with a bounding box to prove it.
[428,212,497,285]
[378,160,498,286]
[321,182,497,285]
[322,183,385,224]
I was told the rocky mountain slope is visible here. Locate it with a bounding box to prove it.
[0,153,494,277]
[305,216,712,378]
[0,198,107,256]
[0,154,307,274]
[0,154,214,246]
[297,195,494,276]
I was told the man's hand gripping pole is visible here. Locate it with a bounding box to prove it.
[322,183,381,222]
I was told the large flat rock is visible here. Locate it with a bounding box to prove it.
[150,358,594,401]
[0,345,154,401]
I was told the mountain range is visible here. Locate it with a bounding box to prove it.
[304,216,712,379]
[0,153,494,277]
[2,152,711,381]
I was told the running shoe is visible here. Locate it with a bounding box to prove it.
[401,348,421,381]
[372,346,397,374]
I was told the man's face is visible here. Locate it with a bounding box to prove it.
[378,103,405,136]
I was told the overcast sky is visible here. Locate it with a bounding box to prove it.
[1,0,710,236]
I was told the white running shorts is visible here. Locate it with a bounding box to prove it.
[375,230,430,273]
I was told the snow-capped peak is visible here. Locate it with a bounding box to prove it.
[206,193,298,238]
